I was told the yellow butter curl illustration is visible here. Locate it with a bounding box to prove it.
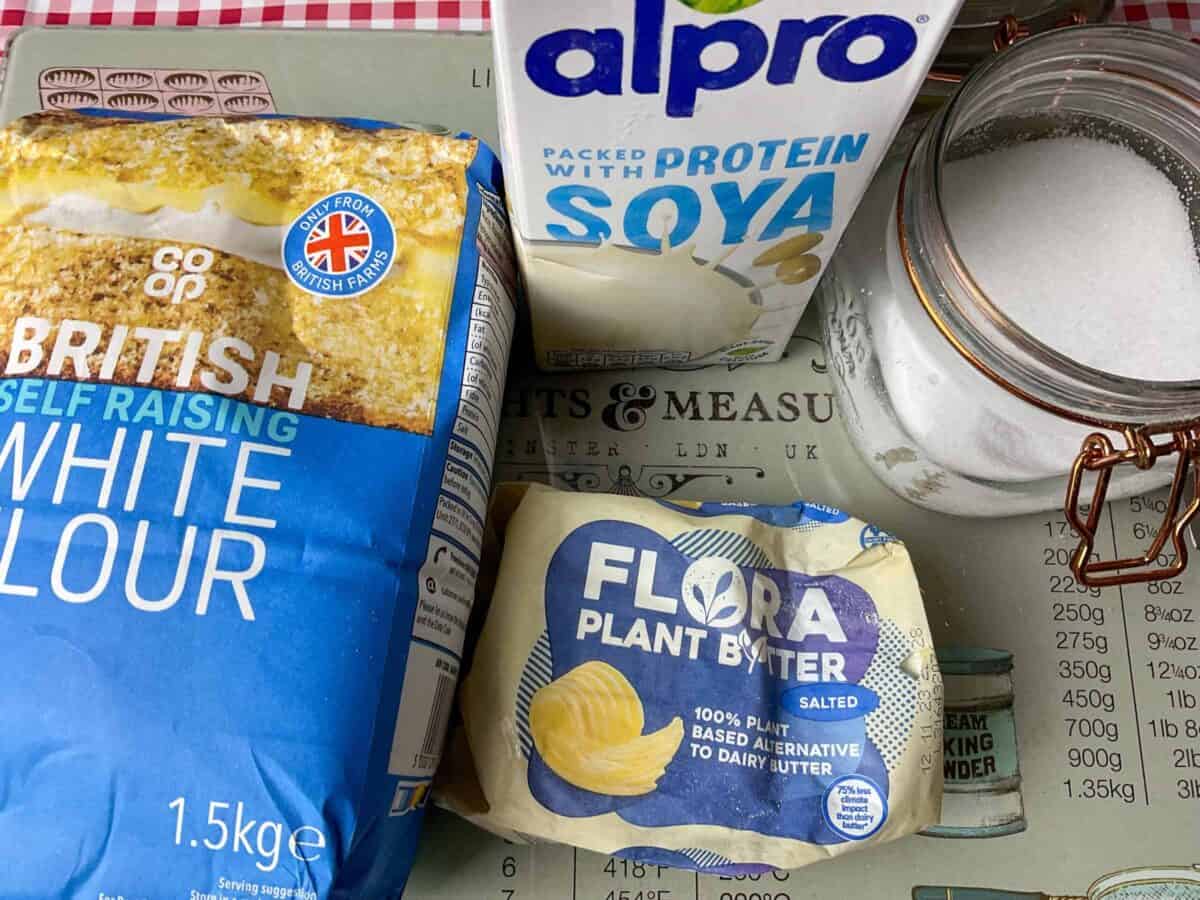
[529,661,684,796]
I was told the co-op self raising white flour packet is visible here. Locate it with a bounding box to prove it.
[449,485,944,873]
[493,0,963,370]
[0,112,516,898]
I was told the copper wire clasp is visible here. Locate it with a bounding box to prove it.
[994,9,1087,52]
[1066,427,1200,587]
[993,15,1030,51]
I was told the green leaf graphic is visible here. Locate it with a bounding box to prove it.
[678,0,765,12]
[714,571,734,598]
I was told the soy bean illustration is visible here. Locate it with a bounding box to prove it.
[776,254,822,283]
[752,231,824,267]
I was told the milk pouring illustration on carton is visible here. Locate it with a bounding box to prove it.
[493,0,964,369]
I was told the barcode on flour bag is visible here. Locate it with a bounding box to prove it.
[391,652,463,777]
[423,672,458,759]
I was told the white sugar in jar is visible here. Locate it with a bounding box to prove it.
[876,135,1200,484]
[818,26,1200,581]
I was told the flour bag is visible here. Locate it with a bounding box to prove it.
[0,112,515,898]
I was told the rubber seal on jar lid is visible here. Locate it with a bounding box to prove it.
[936,646,1014,675]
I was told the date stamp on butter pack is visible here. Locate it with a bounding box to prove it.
[450,484,944,873]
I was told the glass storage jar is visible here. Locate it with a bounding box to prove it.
[818,26,1200,586]
[922,0,1112,101]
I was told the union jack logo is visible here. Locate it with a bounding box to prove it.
[284,191,396,298]
[304,211,372,274]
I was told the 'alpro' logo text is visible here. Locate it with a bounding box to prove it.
[524,0,920,117]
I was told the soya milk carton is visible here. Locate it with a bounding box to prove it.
[493,0,963,370]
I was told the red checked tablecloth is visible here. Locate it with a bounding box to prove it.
[0,0,489,51]
[1110,0,1200,34]
[0,0,1195,49]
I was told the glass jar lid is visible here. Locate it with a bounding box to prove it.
[928,0,1113,86]
[956,0,1081,28]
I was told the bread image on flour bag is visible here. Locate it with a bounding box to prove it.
[0,112,478,432]
[453,485,944,873]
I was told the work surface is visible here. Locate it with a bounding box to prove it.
[408,327,1199,899]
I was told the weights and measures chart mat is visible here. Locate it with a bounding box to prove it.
[0,27,1190,899]
[409,317,1199,899]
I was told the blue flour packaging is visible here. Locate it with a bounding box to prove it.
[0,112,516,897]
[456,484,943,872]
